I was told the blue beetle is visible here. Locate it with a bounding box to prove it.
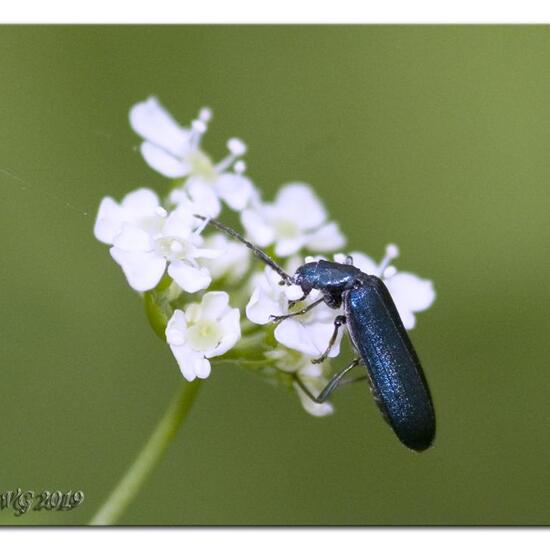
[196,216,436,452]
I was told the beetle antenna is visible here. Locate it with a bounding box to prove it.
[194,214,293,284]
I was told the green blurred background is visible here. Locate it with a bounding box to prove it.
[1,25,549,525]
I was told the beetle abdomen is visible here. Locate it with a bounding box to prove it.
[344,278,435,451]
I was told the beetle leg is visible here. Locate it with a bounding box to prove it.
[323,293,342,309]
[287,291,311,309]
[339,374,368,386]
[311,315,347,364]
[269,297,324,324]
[293,357,361,403]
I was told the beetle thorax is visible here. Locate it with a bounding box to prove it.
[294,260,364,295]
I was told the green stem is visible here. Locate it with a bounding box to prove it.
[89,379,202,525]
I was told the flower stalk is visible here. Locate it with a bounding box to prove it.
[89,379,202,525]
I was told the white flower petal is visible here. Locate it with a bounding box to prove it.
[113,224,153,252]
[185,303,202,324]
[275,318,343,359]
[120,188,160,217]
[193,247,224,260]
[185,178,222,218]
[194,357,212,379]
[318,324,342,356]
[140,142,190,179]
[312,301,341,324]
[385,272,436,313]
[200,235,250,283]
[275,320,321,357]
[245,287,264,324]
[207,309,241,358]
[129,97,192,157]
[333,253,347,265]
[168,188,189,207]
[219,307,241,338]
[264,347,303,373]
[384,273,435,330]
[284,284,304,301]
[162,210,193,239]
[94,189,162,246]
[299,363,324,378]
[241,208,275,247]
[294,383,334,417]
[346,251,379,275]
[200,291,229,320]
[94,197,124,244]
[109,248,166,291]
[397,308,416,330]
[169,346,198,381]
[274,236,308,257]
[246,288,281,325]
[275,183,327,229]
[168,261,211,293]
[306,222,346,252]
[263,264,287,290]
[215,173,255,211]
[165,310,187,346]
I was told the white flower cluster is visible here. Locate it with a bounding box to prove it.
[94,97,436,416]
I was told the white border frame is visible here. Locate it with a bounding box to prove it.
[2,0,550,24]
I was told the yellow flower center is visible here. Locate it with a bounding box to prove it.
[186,320,223,352]
[187,150,217,181]
[274,219,300,239]
[155,237,193,261]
